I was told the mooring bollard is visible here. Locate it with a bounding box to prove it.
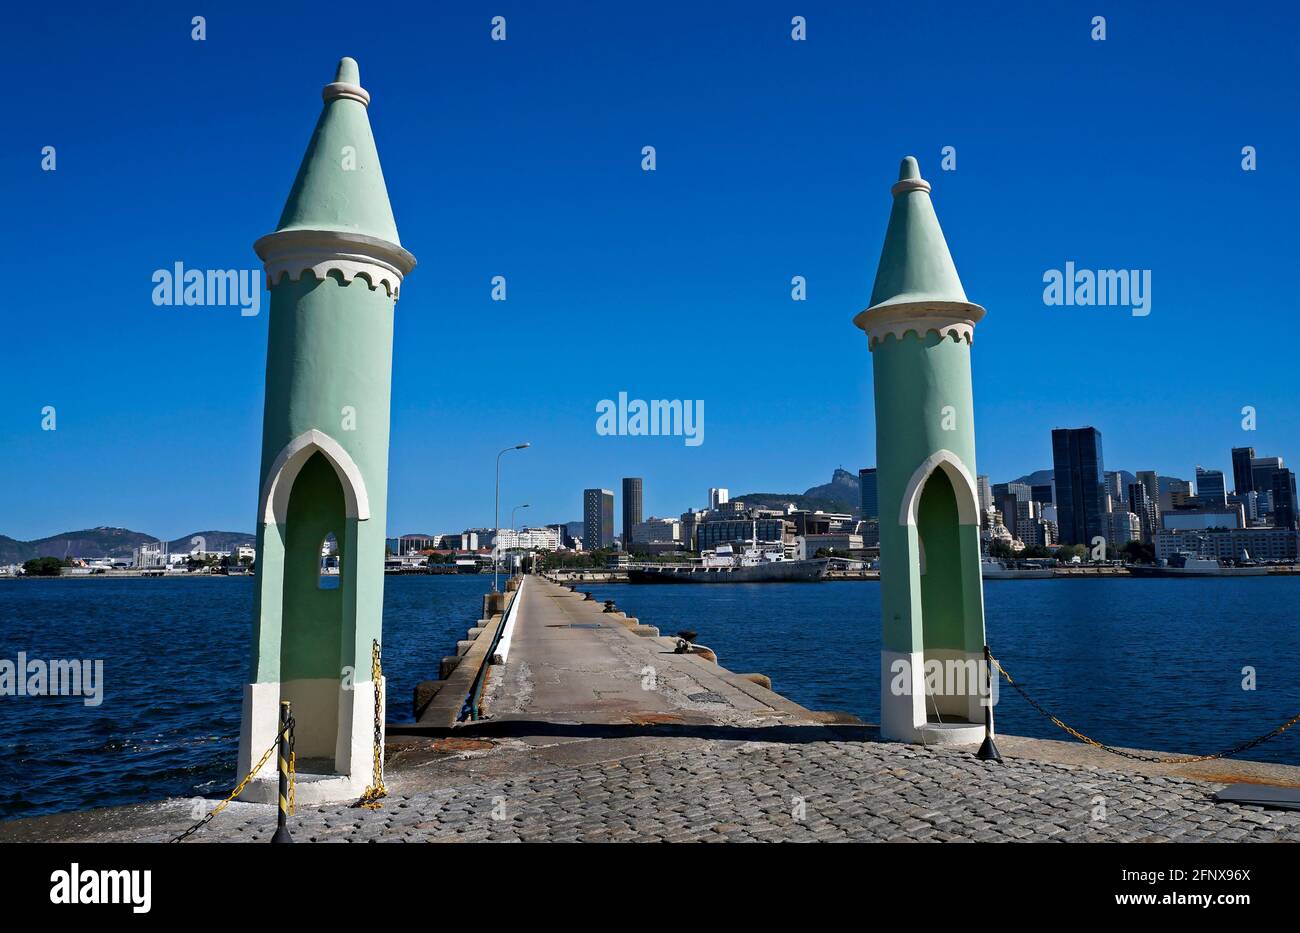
[272,700,294,843]
[976,645,1002,763]
[603,600,616,613]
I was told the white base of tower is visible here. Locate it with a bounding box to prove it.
[879,649,988,745]
[236,677,385,806]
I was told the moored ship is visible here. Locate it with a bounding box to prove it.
[628,542,828,583]
[1127,552,1270,578]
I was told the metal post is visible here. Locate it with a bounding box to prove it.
[271,700,294,843]
[976,645,1003,763]
[493,443,530,593]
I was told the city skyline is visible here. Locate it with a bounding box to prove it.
[7,3,1300,541]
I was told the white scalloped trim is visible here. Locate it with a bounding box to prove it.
[868,322,974,349]
[853,299,984,352]
[265,258,404,297]
[254,228,415,300]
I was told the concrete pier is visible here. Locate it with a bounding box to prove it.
[5,575,1300,843]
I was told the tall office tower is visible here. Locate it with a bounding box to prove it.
[976,474,993,511]
[1127,483,1157,542]
[621,477,643,545]
[1051,427,1107,545]
[992,482,1031,540]
[1272,469,1298,530]
[708,487,729,509]
[859,467,879,519]
[583,488,614,549]
[1104,471,1124,508]
[1251,457,1283,513]
[1030,483,1054,505]
[1231,447,1256,495]
[1136,470,1160,517]
[1195,467,1227,506]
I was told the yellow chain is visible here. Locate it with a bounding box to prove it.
[355,639,387,809]
[288,750,296,815]
[172,726,285,842]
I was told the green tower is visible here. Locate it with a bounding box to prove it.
[238,58,415,802]
[854,157,989,745]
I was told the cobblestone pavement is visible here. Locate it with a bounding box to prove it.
[29,735,1300,843]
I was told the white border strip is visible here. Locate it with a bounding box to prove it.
[491,577,526,663]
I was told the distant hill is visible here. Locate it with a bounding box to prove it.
[0,526,254,563]
[736,468,862,514]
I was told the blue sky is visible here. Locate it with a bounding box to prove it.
[3,1,1298,540]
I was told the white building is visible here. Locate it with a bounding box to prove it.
[708,487,729,509]
[629,518,681,545]
[132,541,169,568]
[494,527,560,551]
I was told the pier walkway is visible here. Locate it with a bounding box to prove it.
[5,576,1300,843]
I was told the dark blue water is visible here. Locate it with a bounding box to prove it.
[0,575,492,820]
[2,575,1298,820]
[583,578,1300,768]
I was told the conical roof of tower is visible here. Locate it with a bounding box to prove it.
[865,156,973,312]
[274,58,402,246]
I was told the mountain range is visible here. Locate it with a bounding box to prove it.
[0,527,255,564]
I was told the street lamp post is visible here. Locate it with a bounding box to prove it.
[494,443,530,592]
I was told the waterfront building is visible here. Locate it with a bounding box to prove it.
[1161,505,1245,531]
[1154,527,1300,562]
[1273,468,1298,530]
[583,488,615,549]
[859,468,879,520]
[621,477,643,545]
[239,59,416,803]
[853,156,989,745]
[796,533,864,559]
[132,541,169,569]
[1231,447,1255,495]
[708,487,729,509]
[695,517,789,551]
[1195,467,1227,507]
[495,526,561,550]
[629,517,681,545]
[1051,427,1107,545]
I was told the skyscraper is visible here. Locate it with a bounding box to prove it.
[858,467,878,520]
[1231,447,1255,495]
[1128,483,1157,542]
[976,474,993,512]
[1195,467,1227,506]
[1272,469,1298,530]
[583,488,614,549]
[621,477,643,546]
[708,487,729,509]
[1051,427,1107,545]
[1252,457,1283,514]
